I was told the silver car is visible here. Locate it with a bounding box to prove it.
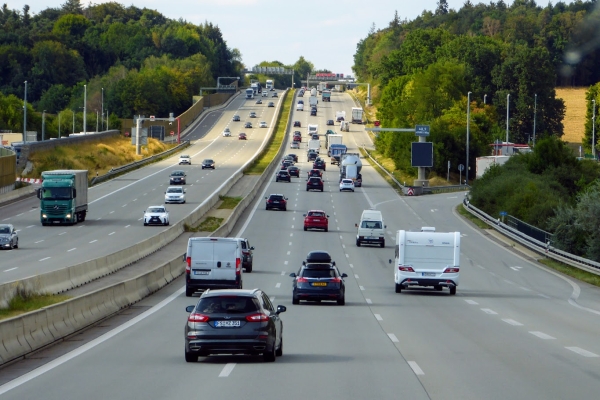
[0,224,18,249]
[165,186,186,204]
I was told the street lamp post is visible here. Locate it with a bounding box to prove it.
[101,88,104,131]
[593,99,596,159]
[106,109,109,130]
[506,94,510,155]
[58,113,61,139]
[484,94,487,105]
[466,92,472,186]
[72,110,75,134]
[23,81,27,143]
[533,94,537,146]
[83,84,87,134]
[96,110,99,132]
[42,110,46,141]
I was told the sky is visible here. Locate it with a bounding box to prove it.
[4,0,576,77]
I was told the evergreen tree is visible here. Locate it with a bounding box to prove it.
[61,0,83,14]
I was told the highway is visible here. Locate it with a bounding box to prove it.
[0,91,283,284]
[2,91,600,399]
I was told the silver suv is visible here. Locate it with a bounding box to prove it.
[0,224,18,249]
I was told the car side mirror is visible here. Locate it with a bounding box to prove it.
[302,261,306,266]
[355,223,358,228]
[185,305,195,312]
[264,197,268,199]
[303,214,307,217]
[341,273,348,278]
[385,225,387,229]
[250,246,255,250]
[332,261,336,266]
[389,259,392,264]
[327,215,330,218]
[289,272,297,277]
[277,305,287,314]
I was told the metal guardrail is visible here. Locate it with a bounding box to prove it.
[463,199,600,276]
[90,140,190,186]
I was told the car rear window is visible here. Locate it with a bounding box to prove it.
[270,195,283,200]
[309,178,321,183]
[301,268,337,278]
[308,211,325,217]
[196,296,259,313]
[361,221,382,229]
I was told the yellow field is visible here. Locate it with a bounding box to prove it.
[556,87,588,143]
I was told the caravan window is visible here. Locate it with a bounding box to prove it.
[361,221,382,229]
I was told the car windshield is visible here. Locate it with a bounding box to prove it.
[0,226,11,234]
[308,211,325,217]
[270,195,283,200]
[180,155,189,158]
[309,178,321,183]
[361,221,382,229]
[203,160,213,164]
[279,171,288,175]
[147,207,165,213]
[301,268,337,278]
[171,171,184,176]
[197,296,259,314]
[167,188,182,193]
[41,187,72,200]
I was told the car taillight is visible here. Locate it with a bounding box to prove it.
[330,277,342,283]
[236,258,241,275]
[399,266,415,272]
[186,256,191,273]
[297,277,308,283]
[246,313,269,322]
[444,267,460,273]
[188,313,209,322]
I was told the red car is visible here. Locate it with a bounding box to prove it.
[238,132,247,140]
[303,210,329,232]
[293,135,301,142]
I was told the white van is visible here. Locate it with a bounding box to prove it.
[355,210,386,247]
[185,237,243,296]
[307,124,318,136]
[391,228,460,295]
[296,102,304,111]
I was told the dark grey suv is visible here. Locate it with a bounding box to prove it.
[184,289,286,362]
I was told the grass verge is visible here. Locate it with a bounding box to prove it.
[0,294,71,321]
[218,195,242,209]
[244,90,294,175]
[184,216,224,232]
[538,258,600,288]
[456,204,490,229]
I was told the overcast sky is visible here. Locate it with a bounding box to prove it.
[5,0,576,76]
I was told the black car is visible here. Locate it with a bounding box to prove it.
[245,122,253,128]
[313,159,326,171]
[326,120,334,126]
[232,115,241,122]
[306,177,324,192]
[293,121,301,127]
[268,102,275,107]
[286,153,298,163]
[276,170,291,182]
[287,166,300,177]
[265,194,288,210]
[308,169,322,178]
[310,109,317,116]
[184,289,286,362]
[272,92,278,97]
[201,159,215,169]
[290,254,347,305]
[240,238,254,272]
[169,170,186,184]
[307,151,318,162]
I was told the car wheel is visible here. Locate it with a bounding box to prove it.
[185,287,194,297]
[337,296,345,305]
[266,206,269,210]
[339,189,342,192]
[13,240,18,249]
[356,239,361,247]
[320,189,323,192]
[380,240,385,248]
[450,286,457,295]
[283,207,287,211]
[263,343,276,362]
[246,263,253,273]
[276,337,283,357]
[144,222,148,226]
[185,351,197,363]
[395,283,402,293]
[292,296,299,305]
[325,227,328,232]
[304,226,307,231]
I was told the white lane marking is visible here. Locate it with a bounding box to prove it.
[108,232,115,236]
[39,257,50,261]
[537,293,551,299]
[387,333,399,343]
[218,363,236,377]
[481,308,497,315]
[290,233,293,237]
[366,299,372,304]
[349,264,354,268]
[289,242,292,246]
[529,331,555,340]
[110,211,114,214]
[408,361,424,375]
[374,314,383,321]
[339,235,343,240]
[284,261,288,265]
[4,268,18,272]
[464,300,478,305]
[342,244,346,249]
[519,286,531,291]
[16,213,23,217]
[122,204,127,207]
[125,225,131,228]
[27,225,35,228]
[291,225,294,229]
[281,271,285,276]
[345,253,349,258]
[477,265,485,269]
[275,283,281,288]
[510,266,522,271]
[354,274,359,279]
[35,240,44,244]
[504,279,515,285]
[58,232,66,236]
[502,319,523,326]
[89,240,98,244]
[68,248,76,252]
[565,347,599,357]
[287,251,290,255]
[359,286,365,291]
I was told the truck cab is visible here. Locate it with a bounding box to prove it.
[38,170,88,225]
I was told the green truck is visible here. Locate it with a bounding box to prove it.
[37,170,89,225]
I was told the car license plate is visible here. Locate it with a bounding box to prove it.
[367,236,376,240]
[194,270,210,275]
[273,201,279,203]
[313,219,320,222]
[214,320,241,328]
[422,272,436,277]
[311,282,327,287]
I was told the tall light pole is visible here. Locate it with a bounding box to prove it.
[23,81,27,143]
[96,110,99,132]
[533,94,537,147]
[58,112,61,139]
[484,94,487,105]
[593,99,596,159]
[466,92,472,186]
[101,87,104,131]
[106,109,109,130]
[506,94,510,155]
[42,110,46,141]
[72,110,75,134]
[83,84,87,134]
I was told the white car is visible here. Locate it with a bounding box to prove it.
[179,154,191,165]
[290,142,300,149]
[143,206,170,226]
[262,92,268,97]
[222,128,231,137]
[164,186,186,204]
[259,121,267,128]
[339,179,355,192]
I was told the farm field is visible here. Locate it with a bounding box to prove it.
[556,87,587,144]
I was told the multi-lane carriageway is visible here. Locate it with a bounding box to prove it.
[2,91,600,399]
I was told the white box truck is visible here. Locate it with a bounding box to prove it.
[391,228,460,295]
[296,102,304,111]
[351,107,363,124]
[309,96,318,108]
[336,111,346,122]
[308,139,320,153]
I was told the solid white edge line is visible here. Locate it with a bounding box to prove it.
[387,333,399,343]
[408,361,424,375]
[0,287,185,395]
[565,347,599,357]
[529,331,555,340]
[502,319,523,326]
[374,314,383,321]
[218,363,237,377]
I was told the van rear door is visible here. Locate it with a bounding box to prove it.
[189,240,214,282]
[211,240,239,281]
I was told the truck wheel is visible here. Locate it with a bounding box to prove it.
[380,240,385,248]
[246,264,252,273]
[449,286,457,295]
[395,283,402,293]
[356,239,361,247]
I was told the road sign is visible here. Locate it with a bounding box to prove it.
[149,115,155,121]
[458,164,464,171]
[407,187,414,196]
[170,131,174,136]
[499,211,508,216]
[415,125,430,136]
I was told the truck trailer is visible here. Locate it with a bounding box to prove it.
[38,170,89,225]
[351,107,363,124]
[340,153,362,187]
